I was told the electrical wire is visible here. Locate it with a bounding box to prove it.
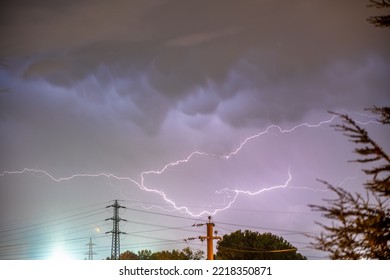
[218,246,298,253]
[0,199,321,260]
[216,221,317,235]
[0,201,109,231]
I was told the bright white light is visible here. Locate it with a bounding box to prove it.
[48,246,75,260]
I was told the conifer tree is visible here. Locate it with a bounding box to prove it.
[309,107,390,259]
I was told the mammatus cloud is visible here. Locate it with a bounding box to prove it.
[2,0,387,133]
[4,52,388,135]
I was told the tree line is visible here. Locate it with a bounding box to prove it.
[108,230,306,260]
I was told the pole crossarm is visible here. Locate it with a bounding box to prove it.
[187,216,221,260]
[199,235,222,242]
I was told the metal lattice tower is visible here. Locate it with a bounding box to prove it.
[105,200,126,260]
[85,237,97,260]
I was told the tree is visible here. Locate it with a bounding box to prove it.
[137,249,152,260]
[181,247,204,260]
[149,249,185,260]
[216,230,306,260]
[119,250,138,260]
[367,0,390,27]
[119,247,204,260]
[114,247,204,260]
[309,107,390,259]
[148,247,204,260]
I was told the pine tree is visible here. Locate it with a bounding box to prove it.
[309,107,390,259]
[367,0,390,27]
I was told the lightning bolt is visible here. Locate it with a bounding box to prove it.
[224,115,336,159]
[0,113,380,217]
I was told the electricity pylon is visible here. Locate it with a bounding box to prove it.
[85,237,97,260]
[105,200,127,260]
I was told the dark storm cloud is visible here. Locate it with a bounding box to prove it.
[2,0,388,132]
[0,0,389,168]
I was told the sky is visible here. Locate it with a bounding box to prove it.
[0,0,389,260]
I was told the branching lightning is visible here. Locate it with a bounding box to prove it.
[0,113,380,217]
[224,115,337,159]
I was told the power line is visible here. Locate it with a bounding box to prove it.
[0,206,108,238]
[121,203,208,222]
[216,221,316,235]
[0,213,200,259]
[218,246,298,253]
[0,201,109,232]
[0,198,321,260]
[122,201,318,236]
[0,211,107,244]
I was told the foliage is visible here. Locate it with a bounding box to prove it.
[148,247,204,260]
[119,250,138,260]
[137,249,152,260]
[367,0,390,27]
[309,107,390,259]
[216,230,306,260]
[181,246,204,260]
[117,247,204,260]
[149,249,186,260]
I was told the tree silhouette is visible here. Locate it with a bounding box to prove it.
[149,247,204,260]
[118,250,138,260]
[367,0,390,27]
[137,249,152,260]
[309,107,390,259]
[116,247,204,260]
[216,230,306,260]
[181,247,204,260]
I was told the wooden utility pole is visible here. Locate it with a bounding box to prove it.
[199,216,221,260]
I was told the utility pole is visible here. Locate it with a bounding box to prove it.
[191,216,221,260]
[105,200,127,260]
[85,237,97,260]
